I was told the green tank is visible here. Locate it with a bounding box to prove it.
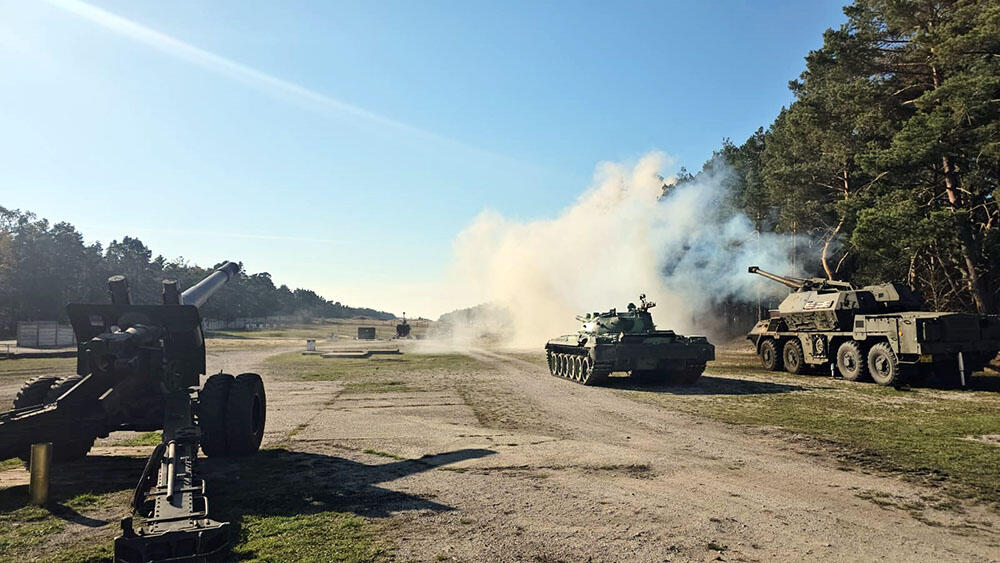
[545,294,715,386]
[747,266,1000,386]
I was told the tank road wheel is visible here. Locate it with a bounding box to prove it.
[759,339,782,371]
[782,340,805,375]
[836,341,866,382]
[13,376,60,408]
[547,350,557,376]
[29,376,95,463]
[867,343,903,387]
[199,373,234,457]
[225,373,266,456]
[573,356,584,381]
[579,357,593,384]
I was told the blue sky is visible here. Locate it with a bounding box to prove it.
[0,0,845,316]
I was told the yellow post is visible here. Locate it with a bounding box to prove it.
[28,442,52,506]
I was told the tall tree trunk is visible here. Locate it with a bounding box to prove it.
[941,155,993,313]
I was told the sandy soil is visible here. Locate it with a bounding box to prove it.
[3,341,999,561]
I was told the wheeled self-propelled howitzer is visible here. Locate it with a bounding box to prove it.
[746,266,1000,386]
[0,262,266,561]
[545,295,715,386]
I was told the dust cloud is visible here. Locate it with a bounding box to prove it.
[441,152,800,348]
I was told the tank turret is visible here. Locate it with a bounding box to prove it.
[749,266,923,331]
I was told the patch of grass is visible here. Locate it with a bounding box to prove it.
[43,542,113,562]
[0,505,66,554]
[0,457,23,471]
[208,448,391,560]
[344,380,411,394]
[64,492,103,510]
[113,431,162,447]
[706,541,728,552]
[0,357,75,379]
[233,512,378,561]
[264,351,480,393]
[630,347,1000,505]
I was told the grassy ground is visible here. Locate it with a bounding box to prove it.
[0,449,388,562]
[609,345,1000,506]
[264,351,479,393]
[0,357,75,381]
[210,318,435,342]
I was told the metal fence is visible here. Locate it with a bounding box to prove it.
[16,321,76,348]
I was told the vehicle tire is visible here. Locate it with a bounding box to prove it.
[225,373,266,456]
[13,376,59,408]
[199,373,234,457]
[28,376,94,463]
[759,339,782,371]
[782,339,805,375]
[867,342,902,386]
[836,341,866,382]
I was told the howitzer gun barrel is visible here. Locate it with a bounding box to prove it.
[180,261,240,308]
[748,266,806,289]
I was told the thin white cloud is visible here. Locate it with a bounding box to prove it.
[42,0,508,161]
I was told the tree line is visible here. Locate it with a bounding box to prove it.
[0,207,394,336]
[682,0,998,314]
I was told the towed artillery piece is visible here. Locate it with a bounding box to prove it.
[747,266,1000,386]
[545,295,715,386]
[0,262,266,561]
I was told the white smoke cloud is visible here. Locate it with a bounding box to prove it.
[442,151,801,347]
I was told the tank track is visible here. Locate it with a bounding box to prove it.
[546,349,613,386]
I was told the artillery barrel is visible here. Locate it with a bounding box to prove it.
[747,266,806,289]
[180,262,240,308]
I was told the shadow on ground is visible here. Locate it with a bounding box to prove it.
[203,447,495,555]
[0,454,145,527]
[600,374,813,395]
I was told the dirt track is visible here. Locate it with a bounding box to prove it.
[264,345,999,562]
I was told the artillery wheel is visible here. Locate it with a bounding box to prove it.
[759,339,782,371]
[836,341,866,381]
[225,373,266,456]
[199,373,234,457]
[18,376,96,463]
[867,342,903,386]
[782,339,804,375]
[13,376,59,408]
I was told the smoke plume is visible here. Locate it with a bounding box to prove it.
[443,152,800,347]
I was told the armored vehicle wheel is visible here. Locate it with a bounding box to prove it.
[13,376,60,408]
[21,376,96,463]
[225,373,266,456]
[782,339,805,375]
[836,341,866,381]
[199,373,234,457]
[759,339,782,371]
[867,342,902,386]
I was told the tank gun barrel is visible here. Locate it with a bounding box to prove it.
[748,266,807,289]
[180,261,240,308]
